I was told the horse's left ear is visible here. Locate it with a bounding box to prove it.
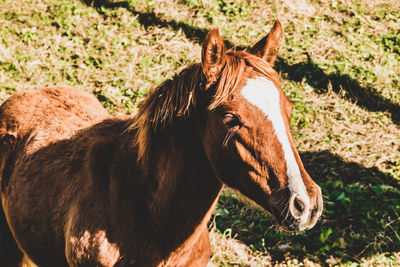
[202,28,227,85]
[249,20,282,65]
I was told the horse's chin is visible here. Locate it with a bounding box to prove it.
[269,206,309,233]
[278,222,307,233]
[272,219,307,233]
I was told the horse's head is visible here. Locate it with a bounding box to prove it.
[200,21,323,231]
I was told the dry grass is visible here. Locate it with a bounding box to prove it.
[209,225,272,266]
[1,0,399,266]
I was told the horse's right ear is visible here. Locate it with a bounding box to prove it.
[202,28,226,86]
[249,20,282,65]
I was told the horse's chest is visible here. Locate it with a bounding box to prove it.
[66,226,211,267]
[67,230,121,267]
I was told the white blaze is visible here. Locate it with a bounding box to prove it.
[241,77,308,197]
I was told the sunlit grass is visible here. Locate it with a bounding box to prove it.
[1,0,399,266]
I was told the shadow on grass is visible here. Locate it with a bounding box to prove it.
[82,0,210,43]
[82,0,400,126]
[275,58,400,125]
[214,150,400,263]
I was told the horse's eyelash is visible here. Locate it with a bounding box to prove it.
[222,129,237,147]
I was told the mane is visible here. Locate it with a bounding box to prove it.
[132,51,280,168]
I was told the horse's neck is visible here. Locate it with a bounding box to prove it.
[145,121,222,241]
[95,118,221,264]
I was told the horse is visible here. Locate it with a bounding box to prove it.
[0,20,323,267]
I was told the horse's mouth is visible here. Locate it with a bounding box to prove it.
[270,205,317,232]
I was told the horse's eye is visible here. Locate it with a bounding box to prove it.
[223,113,242,128]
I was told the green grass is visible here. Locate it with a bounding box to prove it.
[1,0,399,266]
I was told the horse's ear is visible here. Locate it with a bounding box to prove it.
[202,28,226,85]
[249,20,282,65]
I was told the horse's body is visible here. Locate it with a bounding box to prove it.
[0,21,323,267]
[0,86,218,266]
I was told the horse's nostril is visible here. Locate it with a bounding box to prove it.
[289,194,308,219]
[294,196,304,213]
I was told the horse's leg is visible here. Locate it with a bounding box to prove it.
[0,133,24,266]
[0,205,24,267]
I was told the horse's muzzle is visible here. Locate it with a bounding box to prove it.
[275,185,323,232]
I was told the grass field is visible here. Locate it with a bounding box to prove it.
[0,0,399,266]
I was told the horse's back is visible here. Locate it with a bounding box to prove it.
[0,86,110,182]
[0,86,109,148]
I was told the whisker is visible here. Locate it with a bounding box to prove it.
[280,205,289,218]
[322,195,331,201]
[271,195,287,206]
[271,185,289,193]
[283,206,292,222]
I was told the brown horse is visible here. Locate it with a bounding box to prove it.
[0,21,322,267]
